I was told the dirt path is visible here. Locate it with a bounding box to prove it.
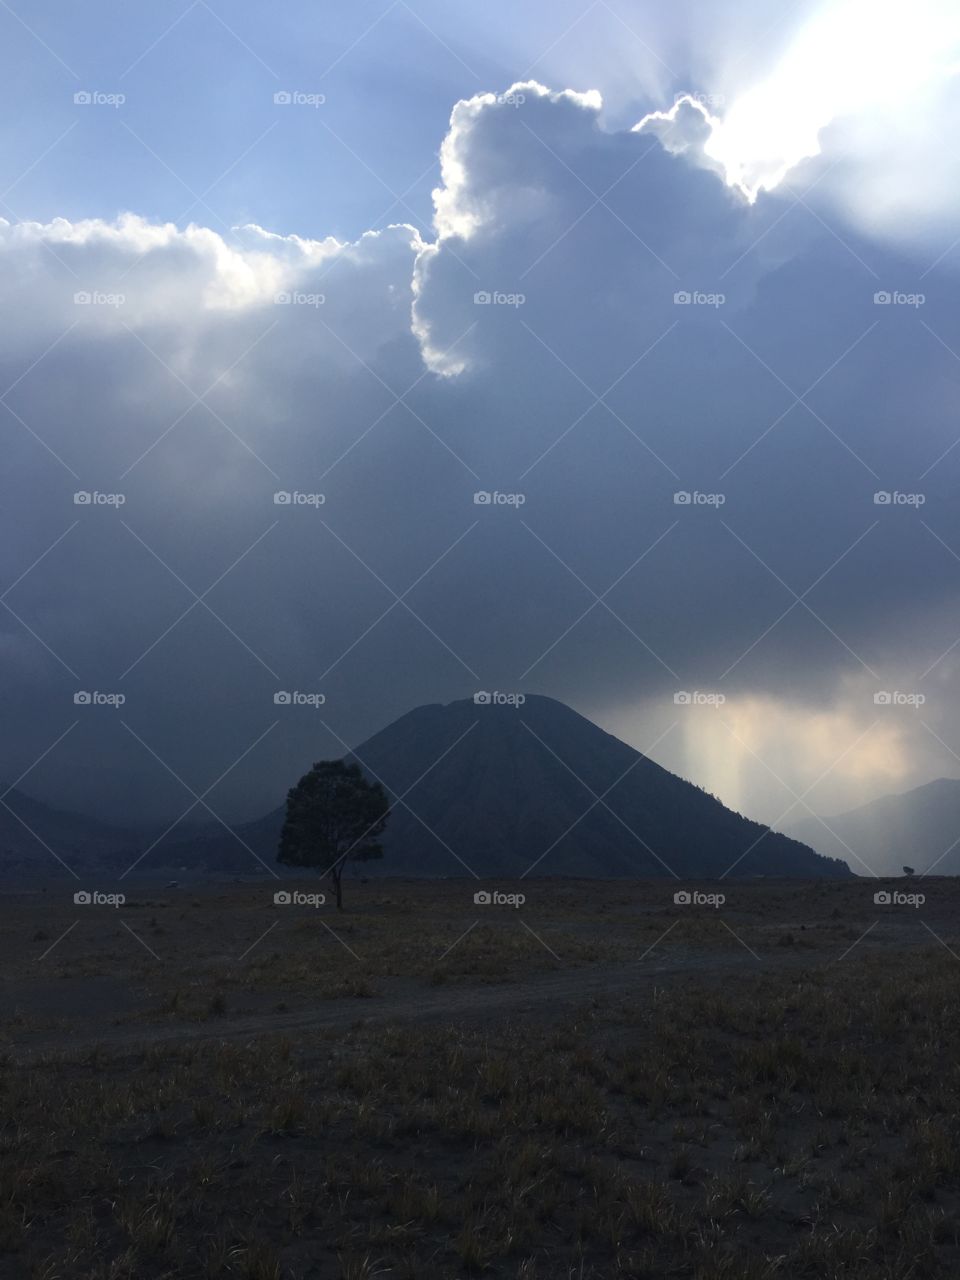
[9,945,809,1063]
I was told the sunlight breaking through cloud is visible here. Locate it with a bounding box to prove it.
[636,0,960,203]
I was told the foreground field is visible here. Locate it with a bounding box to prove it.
[1,878,958,1277]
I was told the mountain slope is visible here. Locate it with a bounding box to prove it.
[158,695,849,878]
[788,777,960,877]
[336,696,849,878]
[0,787,138,878]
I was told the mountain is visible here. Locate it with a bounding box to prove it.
[0,787,138,879]
[5,697,851,880]
[155,695,850,879]
[787,776,960,877]
[0,788,220,881]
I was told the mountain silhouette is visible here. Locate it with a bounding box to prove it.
[330,696,850,877]
[3,697,852,879]
[788,776,960,877]
[0,787,137,878]
[155,695,849,878]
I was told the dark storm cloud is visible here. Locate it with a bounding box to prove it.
[3,83,960,830]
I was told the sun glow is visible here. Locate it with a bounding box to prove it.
[638,0,960,201]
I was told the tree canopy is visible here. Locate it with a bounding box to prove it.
[278,760,390,908]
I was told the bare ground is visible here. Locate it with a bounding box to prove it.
[1,877,957,1278]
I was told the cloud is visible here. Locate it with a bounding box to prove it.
[630,0,960,249]
[600,681,933,830]
[420,0,960,251]
[4,82,960,835]
[710,0,960,203]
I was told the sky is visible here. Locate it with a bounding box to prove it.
[3,0,960,841]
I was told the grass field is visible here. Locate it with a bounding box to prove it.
[1,877,958,1277]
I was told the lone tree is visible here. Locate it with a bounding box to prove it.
[903,865,916,877]
[278,760,390,909]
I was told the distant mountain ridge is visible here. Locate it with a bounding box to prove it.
[3,696,852,880]
[0,787,137,878]
[788,776,960,877]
